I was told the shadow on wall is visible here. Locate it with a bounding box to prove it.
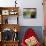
[18,26,43,44]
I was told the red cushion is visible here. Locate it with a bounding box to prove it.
[21,28,41,46]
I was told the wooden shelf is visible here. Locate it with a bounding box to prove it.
[0,24,20,32]
[0,7,19,10]
[0,7,19,24]
[0,7,20,46]
[0,40,19,46]
[2,40,19,42]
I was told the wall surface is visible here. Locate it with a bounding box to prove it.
[0,0,15,7]
[0,0,43,26]
[18,0,43,26]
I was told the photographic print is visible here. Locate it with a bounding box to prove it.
[2,10,9,15]
[23,8,36,18]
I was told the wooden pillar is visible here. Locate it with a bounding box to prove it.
[43,0,46,26]
[43,0,46,46]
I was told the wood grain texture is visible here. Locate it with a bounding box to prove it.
[43,0,46,45]
[0,7,19,46]
[0,24,20,32]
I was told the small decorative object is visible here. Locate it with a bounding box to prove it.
[15,0,17,7]
[2,28,13,41]
[13,32,18,41]
[2,10,9,15]
[10,11,14,15]
[0,10,2,14]
[14,28,17,32]
[2,16,8,24]
[9,10,17,15]
[9,9,18,15]
[23,8,36,18]
[5,18,8,24]
[13,28,18,40]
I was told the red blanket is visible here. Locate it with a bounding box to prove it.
[21,28,41,46]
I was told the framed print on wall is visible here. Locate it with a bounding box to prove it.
[2,10,9,15]
[23,8,37,19]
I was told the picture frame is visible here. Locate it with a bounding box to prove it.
[2,10,9,15]
[23,8,37,18]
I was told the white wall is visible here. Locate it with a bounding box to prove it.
[0,0,15,7]
[18,0,44,26]
[0,0,43,26]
